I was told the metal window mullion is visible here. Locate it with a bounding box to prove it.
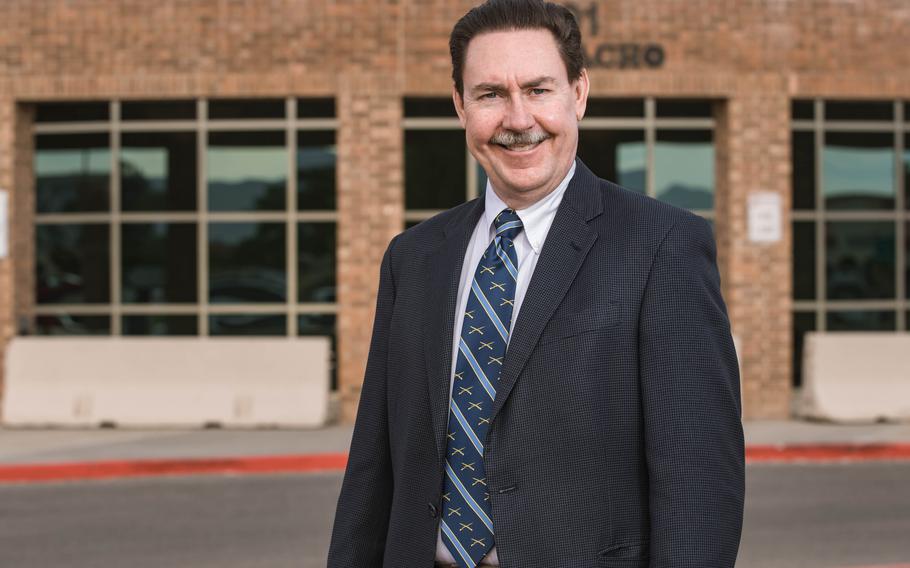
[895,101,906,331]
[814,99,826,331]
[197,100,209,336]
[296,303,338,314]
[34,122,110,134]
[294,118,338,130]
[207,211,288,222]
[110,101,122,335]
[287,97,298,336]
[295,211,339,222]
[206,119,287,131]
[645,98,656,199]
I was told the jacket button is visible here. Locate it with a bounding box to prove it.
[428,502,439,518]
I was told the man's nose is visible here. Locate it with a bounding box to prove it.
[501,96,535,132]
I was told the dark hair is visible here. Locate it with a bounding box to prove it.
[449,0,585,96]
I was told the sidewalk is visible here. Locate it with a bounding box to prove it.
[0,420,909,483]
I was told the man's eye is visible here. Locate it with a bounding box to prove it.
[530,88,547,95]
[480,92,498,100]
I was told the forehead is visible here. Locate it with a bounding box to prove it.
[462,28,568,87]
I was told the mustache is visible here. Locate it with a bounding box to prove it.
[489,130,550,146]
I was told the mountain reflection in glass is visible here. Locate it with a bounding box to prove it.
[577,130,646,193]
[823,132,894,210]
[121,132,196,211]
[654,130,714,209]
[35,134,110,213]
[207,131,287,211]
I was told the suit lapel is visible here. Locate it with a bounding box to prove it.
[424,198,485,466]
[489,160,603,424]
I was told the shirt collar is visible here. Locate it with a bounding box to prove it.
[483,160,576,254]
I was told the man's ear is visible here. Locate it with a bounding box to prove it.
[453,86,467,127]
[573,68,590,121]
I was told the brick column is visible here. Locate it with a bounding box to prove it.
[714,87,792,419]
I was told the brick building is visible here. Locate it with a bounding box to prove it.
[0,0,908,422]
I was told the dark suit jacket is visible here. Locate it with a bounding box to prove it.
[328,159,745,567]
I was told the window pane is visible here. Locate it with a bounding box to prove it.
[823,132,894,210]
[791,131,816,210]
[825,101,893,122]
[36,224,110,304]
[403,98,457,118]
[121,132,197,211]
[208,131,286,211]
[297,131,336,210]
[904,134,910,211]
[405,130,466,209]
[209,223,286,303]
[209,314,286,336]
[35,134,110,213]
[121,100,196,121]
[656,99,713,118]
[35,314,110,335]
[826,221,895,300]
[209,99,285,119]
[906,222,910,299]
[584,99,644,118]
[298,223,335,303]
[122,315,197,335]
[122,223,197,303]
[297,98,335,119]
[298,314,337,390]
[792,312,815,387]
[654,130,714,209]
[791,100,814,120]
[35,102,108,123]
[826,311,896,331]
[577,130,646,193]
[793,221,816,300]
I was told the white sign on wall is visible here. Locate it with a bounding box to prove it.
[0,189,8,259]
[747,191,782,244]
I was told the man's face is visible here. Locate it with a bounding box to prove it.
[453,29,589,205]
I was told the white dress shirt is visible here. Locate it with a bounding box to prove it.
[435,162,576,566]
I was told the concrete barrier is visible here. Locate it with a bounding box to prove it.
[799,332,910,422]
[1,337,330,428]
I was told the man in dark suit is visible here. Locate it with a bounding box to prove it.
[328,0,744,566]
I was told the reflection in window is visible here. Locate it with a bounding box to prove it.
[825,221,895,300]
[35,314,110,335]
[123,315,197,335]
[298,223,335,303]
[209,223,286,303]
[121,223,196,303]
[823,132,894,210]
[793,222,816,301]
[36,224,110,304]
[209,314,286,336]
[35,134,110,213]
[297,131,336,210]
[654,130,714,209]
[208,131,286,211]
[826,311,896,331]
[577,130,645,192]
[121,132,196,211]
[405,130,466,209]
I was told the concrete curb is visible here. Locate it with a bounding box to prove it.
[2,444,910,485]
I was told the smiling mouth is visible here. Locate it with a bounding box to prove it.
[490,130,550,154]
[496,141,542,152]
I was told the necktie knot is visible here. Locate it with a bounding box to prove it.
[493,208,523,242]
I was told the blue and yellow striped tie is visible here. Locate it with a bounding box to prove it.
[441,208,523,568]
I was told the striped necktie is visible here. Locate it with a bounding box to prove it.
[440,208,523,568]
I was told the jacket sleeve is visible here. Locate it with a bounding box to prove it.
[327,235,399,567]
[638,214,745,567]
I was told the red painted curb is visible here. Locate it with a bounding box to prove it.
[2,444,910,484]
[0,453,348,484]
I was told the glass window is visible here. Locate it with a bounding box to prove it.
[793,221,816,301]
[405,130,466,209]
[823,132,894,210]
[791,100,814,120]
[209,314,286,336]
[122,315,197,335]
[35,102,108,123]
[585,98,644,117]
[404,98,458,118]
[121,223,197,303]
[577,130,646,193]
[209,222,286,304]
[121,100,196,121]
[825,101,893,122]
[121,132,197,211]
[298,223,335,303]
[35,314,110,335]
[297,98,335,119]
[826,310,896,331]
[208,131,287,211]
[654,130,714,209]
[36,224,110,304]
[209,99,285,119]
[825,221,895,300]
[35,134,110,213]
[656,99,713,118]
[792,312,815,387]
[297,131,336,210]
[904,134,909,210]
[906,222,910,299]
[791,131,816,210]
